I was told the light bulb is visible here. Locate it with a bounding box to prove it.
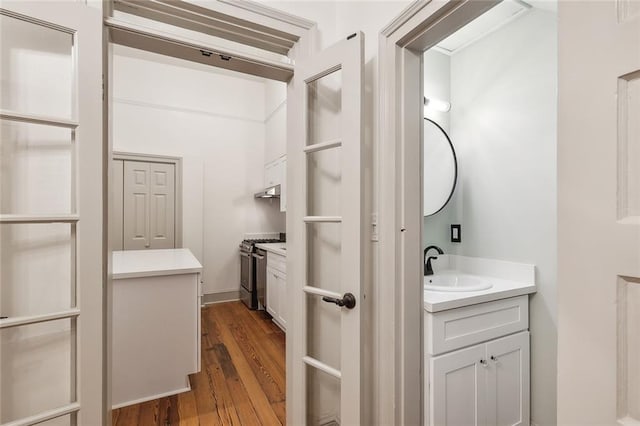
[424,96,451,112]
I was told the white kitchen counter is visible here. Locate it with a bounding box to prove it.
[113,248,202,279]
[111,248,202,409]
[255,242,287,257]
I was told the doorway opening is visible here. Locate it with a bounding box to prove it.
[379,0,557,424]
[104,3,314,424]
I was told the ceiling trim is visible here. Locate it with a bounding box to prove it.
[113,0,315,56]
[106,17,294,82]
[218,0,316,31]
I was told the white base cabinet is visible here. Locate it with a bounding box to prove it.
[112,249,202,409]
[426,296,530,426]
[266,251,286,331]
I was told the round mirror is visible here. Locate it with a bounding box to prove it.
[423,118,457,216]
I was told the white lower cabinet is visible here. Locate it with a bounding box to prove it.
[426,296,530,426]
[266,252,286,331]
[430,332,530,426]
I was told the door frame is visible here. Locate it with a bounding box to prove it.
[377,1,501,424]
[102,2,319,425]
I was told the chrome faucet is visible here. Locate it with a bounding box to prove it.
[424,245,444,276]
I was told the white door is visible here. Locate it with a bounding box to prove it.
[486,332,529,426]
[288,32,364,425]
[123,161,150,250]
[0,2,103,425]
[123,161,175,250]
[148,162,175,249]
[557,1,640,424]
[430,344,486,426]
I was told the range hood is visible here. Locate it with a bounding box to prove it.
[254,184,281,199]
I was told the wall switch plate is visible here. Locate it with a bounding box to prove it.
[451,224,461,243]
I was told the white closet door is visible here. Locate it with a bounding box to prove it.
[123,161,151,250]
[149,162,175,249]
[123,161,175,250]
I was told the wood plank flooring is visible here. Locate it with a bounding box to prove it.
[112,301,286,426]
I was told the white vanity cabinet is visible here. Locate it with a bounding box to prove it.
[425,295,530,426]
[265,250,287,331]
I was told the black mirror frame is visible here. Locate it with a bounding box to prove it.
[424,117,458,217]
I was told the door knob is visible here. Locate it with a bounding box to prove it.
[321,293,356,309]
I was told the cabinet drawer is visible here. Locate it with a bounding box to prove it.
[425,295,528,355]
[267,253,286,273]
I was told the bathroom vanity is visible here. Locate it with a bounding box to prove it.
[423,255,536,426]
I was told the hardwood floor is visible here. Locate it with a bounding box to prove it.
[112,301,286,426]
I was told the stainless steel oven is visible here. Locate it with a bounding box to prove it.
[239,246,255,309]
[254,248,267,310]
[239,237,283,310]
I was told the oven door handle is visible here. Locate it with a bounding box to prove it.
[240,252,251,258]
[253,253,265,260]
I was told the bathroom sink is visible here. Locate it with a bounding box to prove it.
[424,272,492,292]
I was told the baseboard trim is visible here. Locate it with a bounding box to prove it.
[112,386,191,410]
[202,291,241,305]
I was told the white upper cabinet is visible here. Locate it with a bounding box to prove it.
[264,80,287,165]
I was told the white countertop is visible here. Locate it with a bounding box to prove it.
[113,248,203,279]
[424,276,536,312]
[423,255,536,312]
[255,242,287,257]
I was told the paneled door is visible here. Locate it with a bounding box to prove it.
[289,32,364,425]
[557,1,640,424]
[0,1,103,425]
[122,161,175,250]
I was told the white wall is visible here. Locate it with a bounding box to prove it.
[446,9,558,426]
[423,50,461,254]
[112,45,285,295]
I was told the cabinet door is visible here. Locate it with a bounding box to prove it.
[431,343,487,426]
[276,271,286,329]
[486,331,530,426]
[148,162,175,249]
[123,161,150,250]
[266,266,278,318]
[265,160,277,187]
[280,157,287,212]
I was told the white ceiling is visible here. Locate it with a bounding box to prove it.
[433,0,554,55]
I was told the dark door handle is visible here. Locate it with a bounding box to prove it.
[322,293,356,309]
